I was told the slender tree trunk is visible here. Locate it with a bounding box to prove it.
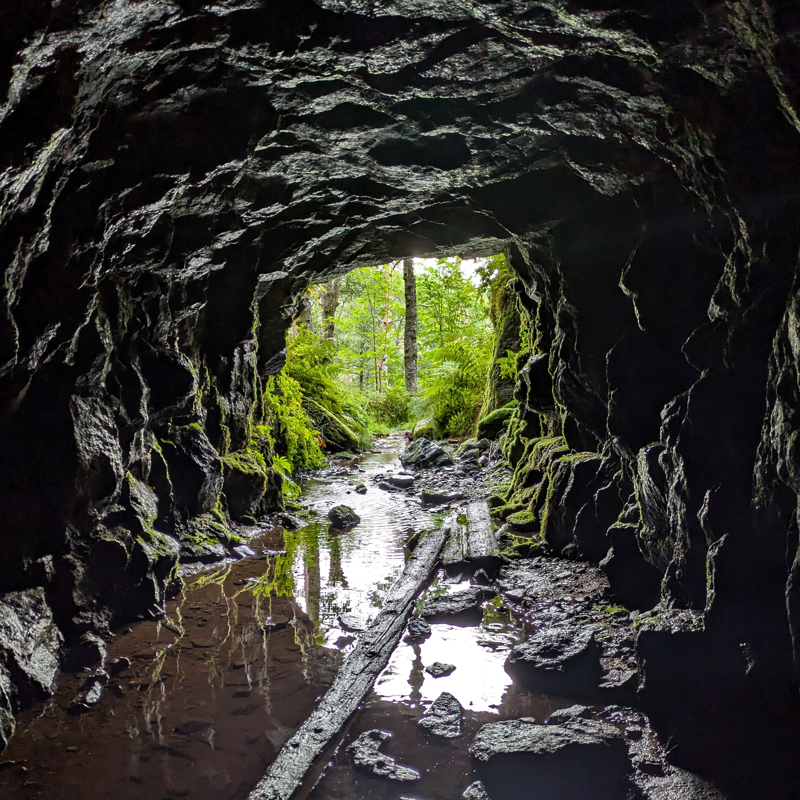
[296,289,313,332]
[403,258,418,395]
[320,276,342,339]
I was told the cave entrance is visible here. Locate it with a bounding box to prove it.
[279,253,516,457]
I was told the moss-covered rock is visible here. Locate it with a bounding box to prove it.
[477,403,516,440]
[221,448,273,521]
[507,510,539,533]
[305,396,363,452]
[411,418,441,441]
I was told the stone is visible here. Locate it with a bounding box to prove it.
[424,662,456,678]
[422,587,494,625]
[337,613,367,632]
[635,767,730,800]
[384,475,415,489]
[0,590,62,706]
[354,483,368,495]
[347,729,420,782]
[506,625,603,696]
[418,691,463,738]
[69,670,107,714]
[411,419,441,441]
[327,505,361,529]
[399,438,454,470]
[463,781,492,800]
[65,631,106,671]
[420,491,467,505]
[405,616,431,641]
[470,716,629,800]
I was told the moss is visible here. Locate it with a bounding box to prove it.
[411,417,441,441]
[221,448,268,478]
[507,509,539,533]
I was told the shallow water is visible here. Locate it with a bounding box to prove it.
[0,440,571,800]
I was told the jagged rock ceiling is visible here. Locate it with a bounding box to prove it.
[2,0,800,786]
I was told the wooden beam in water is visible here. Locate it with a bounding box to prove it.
[442,500,501,574]
[247,520,452,800]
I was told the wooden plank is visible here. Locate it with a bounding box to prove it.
[247,520,452,800]
[465,499,500,560]
[442,500,501,575]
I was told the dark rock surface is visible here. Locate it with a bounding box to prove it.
[347,729,420,782]
[399,439,454,470]
[421,587,494,625]
[462,782,492,800]
[405,615,431,641]
[0,0,799,776]
[384,475,415,489]
[424,662,456,678]
[327,505,361,529]
[470,714,629,800]
[418,691,463,738]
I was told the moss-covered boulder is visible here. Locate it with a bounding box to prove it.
[507,510,539,533]
[222,449,274,521]
[411,418,441,441]
[477,403,515,441]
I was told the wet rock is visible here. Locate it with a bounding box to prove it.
[0,589,62,709]
[506,626,603,696]
[420,491,467,505]
[470,715,629,800]
[463,781,492,800]
[327,505,361,529]
[425,662,456,678]
[354,483,368,495]
[279,513,304,530]
[405,616,431,641]
[338,613,367,633]
[384,475,415,489]
[69,671,107,714]
[378,481,400,492]
[634,767,730,799]
[418,691,463,738]
[0,668,15,750]
[399,438,454,470]
[422,587,495,625]
[347,729,420,782]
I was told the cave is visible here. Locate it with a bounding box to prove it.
[2,0,800,797]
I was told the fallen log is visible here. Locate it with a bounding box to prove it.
[442,500,501,575]
[247,518,453,800]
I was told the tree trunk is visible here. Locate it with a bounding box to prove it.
[403,258,418,395]
[320,276,341,339]
[295,290,313,332]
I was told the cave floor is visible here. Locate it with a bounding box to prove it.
[0,440,726,800]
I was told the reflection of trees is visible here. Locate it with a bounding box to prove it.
[328,534,348,588]
[408,641,424,707]
[304,526,320,623]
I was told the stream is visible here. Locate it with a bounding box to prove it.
[0,438,648,800]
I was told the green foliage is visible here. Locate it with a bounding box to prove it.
[368,385,411,426]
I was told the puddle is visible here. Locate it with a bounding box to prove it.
[0,439,568,800]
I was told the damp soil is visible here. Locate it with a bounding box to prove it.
[0,436,640,800]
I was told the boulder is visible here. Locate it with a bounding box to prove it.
[425,662,456,677]
[421,491,466,505]
[347,729,420,782]
[422,587,495,625]
[469,715,630,800]
[384,475,415,489]
[354,483,368,494]
[418,691,463,738]
[411,418,441,441]
[399,438,454,470]
[505,625,603,696]
[338,613,367,632]
[405,616,431,641]
[327,505,361,528]
[463,781,492,800]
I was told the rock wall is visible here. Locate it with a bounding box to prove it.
[1,0,800,780]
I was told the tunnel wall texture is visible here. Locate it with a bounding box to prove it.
[1,0,800,783]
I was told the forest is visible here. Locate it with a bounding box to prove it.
[265,253,522,478]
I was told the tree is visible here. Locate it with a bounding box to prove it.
[403,258,418,395]
[320,276,342,339]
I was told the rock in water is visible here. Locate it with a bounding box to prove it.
[327,505,361,528]
[338,613,367,632]
[469,715,630,800]
[347,729,420,782]
[463,781,492,800]
[354,483,368,494]
[419,692,463,738]
[505,625,603,696]
[425,662,456,678]
[398,438,454,470]
[405,616,431,641]
[422,587,495,625]
[384,475,415,489]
